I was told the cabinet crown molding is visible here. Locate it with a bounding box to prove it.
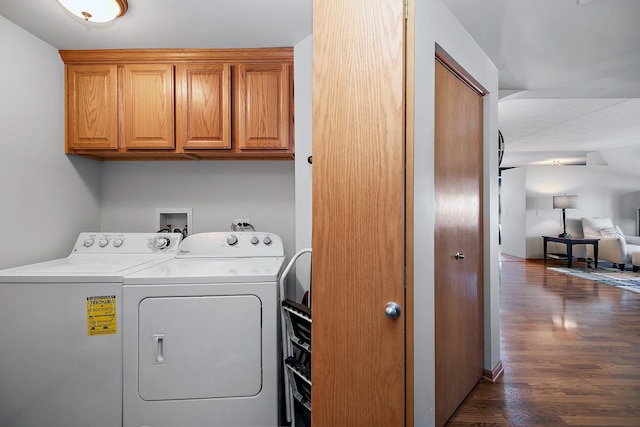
[59,48,294,65]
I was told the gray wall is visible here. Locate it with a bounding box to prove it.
[0,14,300,271]
[500,168,526,258]
[293,35,313,301]
[0,15,100,269]
[99,160,295,258]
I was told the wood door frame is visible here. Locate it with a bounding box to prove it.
[435,47,487,97]
[404,2,415,426]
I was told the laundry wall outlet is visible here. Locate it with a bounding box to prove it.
[232,219,253,231]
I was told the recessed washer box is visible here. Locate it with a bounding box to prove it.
[156,208,193,235]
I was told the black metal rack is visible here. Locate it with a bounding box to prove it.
[279,248,312,427]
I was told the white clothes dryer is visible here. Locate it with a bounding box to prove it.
[122,231,285,427]
[0,232,182,427]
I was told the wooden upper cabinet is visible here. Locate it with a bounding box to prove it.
[65,64,118,150]
[123,64,175,149]
[59,48,294,160]
[176,63,231,150]
[234,63,291,151]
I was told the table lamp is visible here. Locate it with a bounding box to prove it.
[553,194,578,238]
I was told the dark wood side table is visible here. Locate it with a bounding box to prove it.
[542,236,600,268]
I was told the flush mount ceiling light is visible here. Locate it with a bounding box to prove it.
[58,0,128,23]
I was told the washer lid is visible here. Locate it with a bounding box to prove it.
[124,257,285,284]
[0,232,183,283]
[0,254,178,283]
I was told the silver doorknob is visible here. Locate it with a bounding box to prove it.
[385,302,401,319]
[455,252,465,260]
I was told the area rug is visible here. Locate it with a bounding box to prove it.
[548,267,640,294]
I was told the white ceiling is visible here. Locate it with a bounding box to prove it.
[0,0,638,169]
[0,0,312,49]
[442,0,640,168]
[498,98,640,166]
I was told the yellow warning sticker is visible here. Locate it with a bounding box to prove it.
[86,295,117,336]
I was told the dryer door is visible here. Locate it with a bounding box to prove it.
[138,295,262,400]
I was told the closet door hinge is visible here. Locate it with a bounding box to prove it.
[404,0,409,19]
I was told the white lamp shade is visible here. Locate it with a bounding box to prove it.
[58,0,128,23]
[553,195,578,209]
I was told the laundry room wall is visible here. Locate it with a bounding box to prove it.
[293,34,313,303]
[100,35,312,299]
[99,160,295,259]
[0,15,101,270]
[0,11,304,292]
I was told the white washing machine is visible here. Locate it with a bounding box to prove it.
[122,231,285,427]
[0,232,182,427]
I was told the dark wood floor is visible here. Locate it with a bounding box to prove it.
[446,255,640,426]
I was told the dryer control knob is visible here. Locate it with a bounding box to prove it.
[250,236,259,245]
[113,238,124,248]
[153,237,171,249]
[83,238,95,247]
[98,238,109,247]
[263,236,272,245]
[227,235,238,246]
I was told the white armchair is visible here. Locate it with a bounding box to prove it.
[581,217,640,271]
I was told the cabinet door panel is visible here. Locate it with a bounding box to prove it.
[66,65,118,150]
[123,64,174,149]
[235,64,290,150]
[176,64,231,150]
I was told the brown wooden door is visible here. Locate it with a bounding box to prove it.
[434,59,484,427]
[175,63,231,150]
[65,64,118,151]
[123,64,174,149]
[311,0,406,425]
[234,63,290,151]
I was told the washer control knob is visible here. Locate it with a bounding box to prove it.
[227,235,238,246]
[113,238,124,248]
[153,237,171,249]
[263,236,272,245]
[250,236,260,245]
[83,238,95,248]
[98,238,109,247]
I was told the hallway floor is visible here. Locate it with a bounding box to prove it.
[446,255,640,426]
